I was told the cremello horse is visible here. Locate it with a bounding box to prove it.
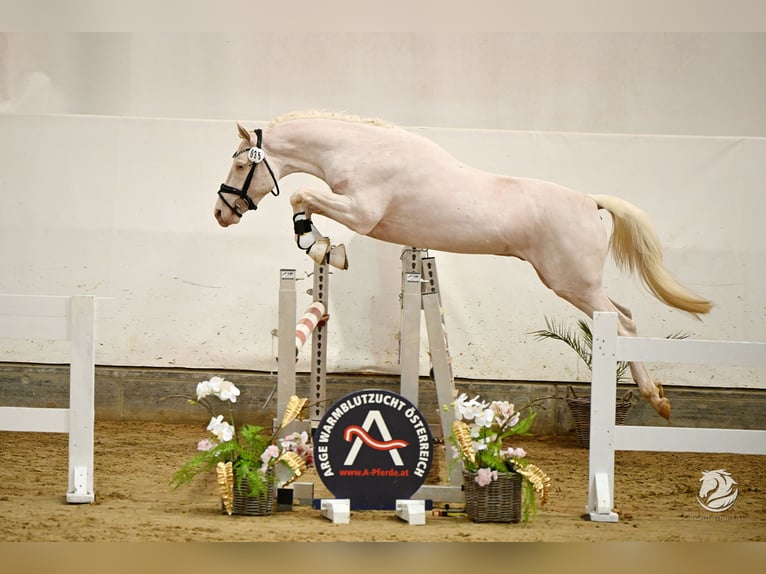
[214,112,712,420]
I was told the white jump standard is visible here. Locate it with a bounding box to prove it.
[395,499,427,525]
[587,312,766,522]
[273,251,464,506]
[399,248,464,500]
[275,264,331,431]
[0,294,112,503]
[320,498,350,524]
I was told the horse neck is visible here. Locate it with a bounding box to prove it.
[264,119,394,183]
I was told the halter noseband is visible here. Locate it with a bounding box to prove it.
[217,128,280,217]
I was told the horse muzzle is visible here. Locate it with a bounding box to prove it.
[217,183,258,217]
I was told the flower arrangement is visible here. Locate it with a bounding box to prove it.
[169,376,312,514]
[447,393,550,522]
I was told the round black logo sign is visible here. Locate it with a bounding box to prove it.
[313,389,433,509]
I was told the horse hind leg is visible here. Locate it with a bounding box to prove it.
[608,296,664,401]
[562,289,671,420]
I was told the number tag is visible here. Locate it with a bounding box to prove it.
[248,147,265,163]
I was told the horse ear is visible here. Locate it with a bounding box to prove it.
[236,122,252,142]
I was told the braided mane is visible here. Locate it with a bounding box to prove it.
[269,110,395,128]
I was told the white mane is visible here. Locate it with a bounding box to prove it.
[269,110,396,129]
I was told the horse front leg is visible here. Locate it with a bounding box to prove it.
[290,189,349,270]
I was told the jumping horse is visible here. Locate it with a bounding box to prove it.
[214,111,712,420]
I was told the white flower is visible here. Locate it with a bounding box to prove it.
[453,393,488,421]
[196,376,240,403]
[217,379,240,403]
[474,407,495,428]
[196,380,213,400]
[472,440,488,452]
[208,376,224,394]
[206,415,234,442]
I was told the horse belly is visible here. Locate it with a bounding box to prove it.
[366,201,523,256]
[368,225,508,255]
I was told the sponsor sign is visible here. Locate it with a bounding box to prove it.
[313,389,433,509]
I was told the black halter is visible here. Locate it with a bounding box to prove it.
[217,128,280,217]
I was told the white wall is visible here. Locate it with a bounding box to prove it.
[0,114,763,388]
[1,33,764,388]
[2,33,765,136]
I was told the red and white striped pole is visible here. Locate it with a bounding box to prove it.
[294,302,326,356]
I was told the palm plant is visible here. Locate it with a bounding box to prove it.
[530,317,689,382]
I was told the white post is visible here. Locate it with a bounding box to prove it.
[399,248,425,405]
[420,257,462,487]
[310,262,330,426]
[66,295,96,503]
[585,312,766,522]
[0,294,108,504]
[399,272,423,405]
[277,270,297,421]
[398,251,464,498]
[587,312,619,522]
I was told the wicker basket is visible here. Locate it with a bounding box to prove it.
[224,469,276,516]
[462,469,522,523]
[566,386,633,448]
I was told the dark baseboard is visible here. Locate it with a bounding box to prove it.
[1,362,763,436]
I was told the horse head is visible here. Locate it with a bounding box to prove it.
[214,123,280,227]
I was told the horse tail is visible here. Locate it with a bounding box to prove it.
[589,194,713,319]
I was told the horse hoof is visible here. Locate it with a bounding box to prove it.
[307,238,330,265]
[657,398,671,420]
[329,244,348,270]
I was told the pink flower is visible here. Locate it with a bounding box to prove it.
[260,444,280,472]
[196,438,216,451]
[501,446,527,459]
[279,431,314,467]
[475,467,498,486]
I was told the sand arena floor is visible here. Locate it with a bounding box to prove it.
[0,420,764,542]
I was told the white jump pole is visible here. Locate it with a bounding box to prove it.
[295,302,326,356]
[587,311,766,522]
